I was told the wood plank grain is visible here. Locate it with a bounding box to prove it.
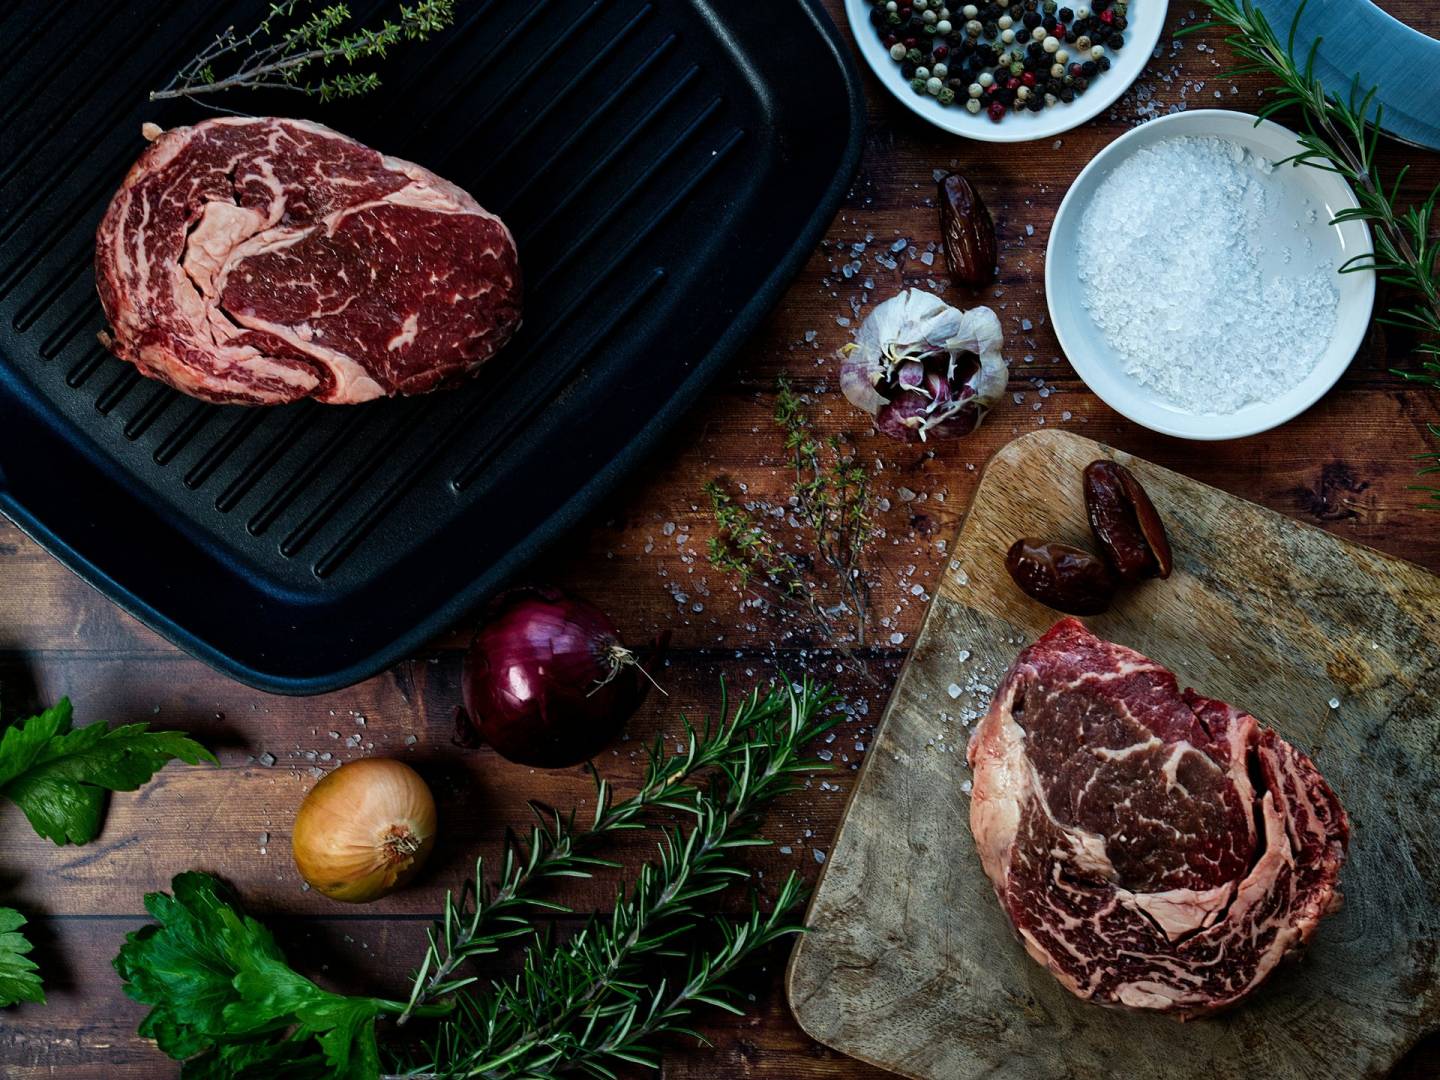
[4,915,1437,1079]
[0,649,898,918]
[0,915,889,1080]
[3,384,1438,663]
[4,0,1440,1076]
[789,429,1440,1079]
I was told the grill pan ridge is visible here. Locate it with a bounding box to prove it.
[0,0,864,692]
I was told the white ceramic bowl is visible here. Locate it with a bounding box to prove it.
[844,0,1165,142]
[1045,110,1375,440]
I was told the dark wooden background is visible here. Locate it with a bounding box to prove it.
[3,1,1438,1075]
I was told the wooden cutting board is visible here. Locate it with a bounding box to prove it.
[787,429,1440,1080]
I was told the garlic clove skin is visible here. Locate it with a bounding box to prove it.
[839,288,1007,443]
[292,758,438,903]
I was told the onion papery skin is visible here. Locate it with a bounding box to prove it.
[291,758,437,903]
[462,585,645,768]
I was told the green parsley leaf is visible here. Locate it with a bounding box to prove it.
[0,906,44,1006]
[0,699,216,845]
[115,872,395,1080]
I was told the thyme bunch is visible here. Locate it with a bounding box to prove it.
[706,380,877,676]
[152,1,457,105]
[1193,0,1440,501]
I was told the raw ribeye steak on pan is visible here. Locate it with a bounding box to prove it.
[967,617,1348,1017]
[95,117,522,405]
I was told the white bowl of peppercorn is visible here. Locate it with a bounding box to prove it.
[845,0,1164,141]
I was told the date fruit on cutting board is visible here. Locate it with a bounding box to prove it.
[787,429,1440,1080]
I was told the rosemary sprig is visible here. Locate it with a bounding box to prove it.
[152,1,457,106]
[396,679,840,1079]
[396,683,798,1024]
[457,874,808,1080]
[117,680,842,1080]
[1191,0,1440,502]
[707,379,877,677]
[549,874,808,1077]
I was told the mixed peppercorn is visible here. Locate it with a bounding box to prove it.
[868,0,1129,122]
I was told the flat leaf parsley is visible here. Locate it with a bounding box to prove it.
[0,698,215,845]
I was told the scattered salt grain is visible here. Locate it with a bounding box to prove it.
[1328,696,1340,709]
[258,752,276,767]
[813,849,827,864]
[947,683,962,699]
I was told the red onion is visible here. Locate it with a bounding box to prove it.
[458,586,660,768]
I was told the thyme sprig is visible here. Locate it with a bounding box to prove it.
[1191,0,1440,502]
[152,1,457,106]
[392,679,841,1078]
[707,380,877,677]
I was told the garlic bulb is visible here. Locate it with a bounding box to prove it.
[839,288,1006,442]
[291,758,437,903]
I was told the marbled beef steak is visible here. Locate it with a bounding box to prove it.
[95,117,522,405]
[967,617,1349,1016]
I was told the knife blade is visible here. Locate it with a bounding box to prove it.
[1254,0,1440,150]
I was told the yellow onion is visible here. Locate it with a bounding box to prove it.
[291,758,437,903]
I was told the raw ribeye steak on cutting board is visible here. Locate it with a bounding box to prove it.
[95,117,522,405]
[967,617,1348,1017]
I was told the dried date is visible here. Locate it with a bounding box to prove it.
[1083,460,1172,583]
[939,172,997,288]
[1005,538,1119,616]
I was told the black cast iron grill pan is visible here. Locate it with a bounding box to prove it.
[0,0,864,692]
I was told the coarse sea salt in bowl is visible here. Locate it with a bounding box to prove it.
[1045,110,1375,440]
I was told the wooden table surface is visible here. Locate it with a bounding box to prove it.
[3,2,1438,1076]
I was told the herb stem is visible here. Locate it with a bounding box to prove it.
[1194,0,1440,499]
[395,681,839,1079]
[397,684,829,1030]
[153,1,457,105]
